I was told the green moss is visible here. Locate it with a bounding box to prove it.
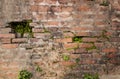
[18,70,32,79]
[101,30,110,41]
[73,36,83,43]
[100,0,109,6]
[83,73,99,79]
[36,65,42,72]
[66,46,78,51]
[75,58,80,64]
[63,55,70,61]
[86,42,97,51]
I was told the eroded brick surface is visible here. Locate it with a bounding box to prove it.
[0,0,120,79]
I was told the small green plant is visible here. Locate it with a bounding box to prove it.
[63,55,70,61]
[100,0,109,6]
[75,58,80,64]
[18,70,32,79]
[86,42,97,51]
[83,73,99,79]
[36,65,42,72]
[73,36,83,43]
[9,20,33,38]
[101,30,110,41]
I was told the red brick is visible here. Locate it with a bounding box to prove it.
[76,32,90,36]
[12,38,28,43]
[102,48,118,53]
[30,5,38,12]
[33,33,50,38]
[45,21,59,26]
[45,0,57,4]
[5,73,18,79]
[58,0,68,4]
[61,6,73,12]
[82,38,97,42]
[46,13,57,20]
[49,6,61,12]
[94,43,103,47]
[72,27,94,31]
[84,60,95,64]
[70,54,80,59]
[33,14,45,20]
[34,0,44,3]
[29,38,39,42]
[63,32,74,37]
[61,61,75,66]
[110,38,120,42]
[77,5,90,11]
[0,34,15,38]
[55,38,72,43]
[95,21,106,25]
[0,38,11,44]
[79,43,93,48]
[59,13,71,18]
[1,44,18,49]
[38,6,49,12]
[64,43,78,49]
[32,28,44,33]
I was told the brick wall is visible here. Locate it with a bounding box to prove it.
[0,0,120,79]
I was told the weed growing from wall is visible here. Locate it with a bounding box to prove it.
[73,36,83,43]
[100,0,109,6]
[83,73,99,79]
[18,70,32,79]
[8,20,33,38]
[63,55,70,61]
[36,65,43,72]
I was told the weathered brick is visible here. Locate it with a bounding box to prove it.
[12,38,28,43]
[63,32,74,37]
[61,61,75,66]
[0,28,11,33]
[72,27,94,31]
[49,6,61,12]
[64,43,78,49]
[33,13,45,21]
[0,38,11,44]
[58,0,68,4]
[61,6,73,12]
[110,38,120,42]
[0,34,15,38]
[34,0,44,3]
[30,5,38,12]
[44,21,59,26]
[45,0,57,4]
[79,43,93,48]
[32,28,44,33]
[94,43,103,47]
[76,32,90,36]
[102,48,118,53]
[1,44,18,49]
[83,59,95,64]
[82,38,98,42]
[55,38,72,43]
[33,33,51,38]
[38,6,49,12]
[77,5,90,11]
[75,48,87,53]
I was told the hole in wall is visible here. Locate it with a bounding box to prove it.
[7,20,33,38]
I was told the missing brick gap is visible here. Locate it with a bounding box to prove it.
[72,36,84,43]
[7,20,33,38]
